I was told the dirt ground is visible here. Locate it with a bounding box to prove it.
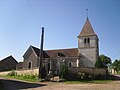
[0,78,120,90]
[35,81,120,90]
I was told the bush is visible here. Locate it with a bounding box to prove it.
[67,71,78,80]
[67,71,95,81]
[59,65,68,79]
[7,70,17,76]
[94,74,107,80]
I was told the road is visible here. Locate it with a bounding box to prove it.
[0,78,120,90]
[0,78,46,90]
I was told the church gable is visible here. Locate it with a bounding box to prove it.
[23,45,38,60]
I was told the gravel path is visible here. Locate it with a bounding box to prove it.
[0,78,120,90]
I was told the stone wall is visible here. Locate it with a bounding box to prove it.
[23,51,39,69]
[0,68,39,76]
[0,67,106,77]
[68,67,107,75]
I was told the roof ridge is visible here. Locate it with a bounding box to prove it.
[30,45,77,51]
[44,48,77,51]
[30,45,39,49]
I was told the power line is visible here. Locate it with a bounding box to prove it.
[26,0,40,26]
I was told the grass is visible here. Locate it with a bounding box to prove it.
[65,80,113,84]
[117,71,120,75]
[2,75,113,84]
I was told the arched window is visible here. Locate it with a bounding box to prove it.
[84,38,90,46]
[48,63,50,73]
[84,38,87,44]
[68,62,72,67]
[88,38,90,43]
[28,61,32,69]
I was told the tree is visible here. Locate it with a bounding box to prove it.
[112,59,120,73]
[95,57,105,68]
[99,54,112,68]
[59,65,68,79]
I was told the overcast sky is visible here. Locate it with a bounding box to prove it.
[0,0,120,62]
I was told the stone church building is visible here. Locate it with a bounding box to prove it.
[21,18,99,75]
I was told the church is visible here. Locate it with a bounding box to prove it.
[21,18,99,75]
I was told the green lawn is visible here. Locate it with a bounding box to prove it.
[0,75,38,82]
[0,74,114,84]
[117,71,120,75]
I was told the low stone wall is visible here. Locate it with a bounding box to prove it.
[0,71,11,76]
[16,68,39,75]
[68,67,107,75]
[0,68,39,76]
[0,67,107,76]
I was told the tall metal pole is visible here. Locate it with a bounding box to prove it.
[39,27,44,79]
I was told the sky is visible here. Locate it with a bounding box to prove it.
[0,0,120,62]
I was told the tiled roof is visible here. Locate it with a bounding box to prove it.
[45,48,78,58]
[79,18,96,36]
[31,46,78,58]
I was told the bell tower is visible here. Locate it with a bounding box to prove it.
[78,18,99,67]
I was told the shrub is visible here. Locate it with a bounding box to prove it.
[59,65,68,79]
[7,70,17,76]
[67,71,94,81]
[94,74,107,80]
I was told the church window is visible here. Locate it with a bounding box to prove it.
[84,38,87,44]
[87,38,90,43]
[68,62,72,67]
[84,38,90,46]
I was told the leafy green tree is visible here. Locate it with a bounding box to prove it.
[99,54,112,67]
[112,59,120,73]
[95,57,105,68]
[59,65,68,79]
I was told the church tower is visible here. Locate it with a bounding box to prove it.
[78,18,99,67]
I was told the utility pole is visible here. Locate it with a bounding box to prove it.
[39,27,44,79]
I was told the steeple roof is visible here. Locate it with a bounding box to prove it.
[79,18,96,36]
